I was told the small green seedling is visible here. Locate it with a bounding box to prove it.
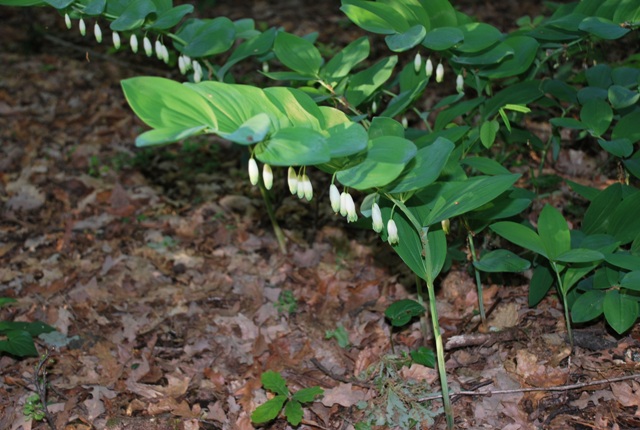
[251,370,323,426]
[325,324,350,348]
[275,290,298,315]
[23,394,45,422]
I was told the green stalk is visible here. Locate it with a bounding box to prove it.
[467,233,486,326]
[551,261,573,349]
[258,180,287,254]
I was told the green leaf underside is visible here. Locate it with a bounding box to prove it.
[385,299,426,327]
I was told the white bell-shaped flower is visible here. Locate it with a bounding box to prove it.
[302,175,313,201]
[436,63,444,83]
[112,31,121,50]
[345,193,357,223]
[262,164,273,190]
[64,13,72,30]
[414,52,422,73]
[79,18,86,36]
[387,219,399,245]
[143,36,153,57]
[130,34,139,53]
[248,158,259,186]
[456,73,464,93]
[329,184,341,213]
[339,192,348,217]
[371,203,383,233]
[287,167,298,194]
[425,58,433,78]
[94,22,102,43]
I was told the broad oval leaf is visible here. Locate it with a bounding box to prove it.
[251,395,287,424]
[385,299,425,327]
[620,271,640,292]
[538,205,570,261]
[422,26,463,50]
[580,99,612,137]
[255,128,330,166]
[0,330,38,357]
[218,113,271,145]
[135,125,208,147]
[176,17,236,57]
[491,221,547,258]
[555,248,604,263]
[261,370,289,395]
[571,290,605,323]
[148,4,194,30]
[456,23,502,53]
[385,24,426,52]
[274,32,323,76]
[603,289,639,334]
[579,16,631,40]
[474,249,531,273]
[346,56,398,107]
[110,0,156,31]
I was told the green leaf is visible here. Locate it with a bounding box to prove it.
[384,138,454,193]
[176,17,236,57]
[83,0,106,16]
[218,28,276,80]
[555,248,604,263]
[340,0,410,34]
[550,117,587,130]
[325,325,350,348]
[219,113,271,145]
[538,205,571,261]
[608,85,640,110]
[456,23,502,53]
[425,228,447,279]
[582,184,622,234]
[480,120,500,149]
[608,190,640,245]
[385,299,426,327]
[603,290,638,334]
[529,264,554,307]
[613,111,640,144]
[383,207,426,279]
[122,77,217,131]
[346,56,398,107]
[0,330,38,357]
[135,125,208,147]
[571,290,604,323]
[597,138,633,158]
[422,26,463,50]
[148,4,194,30]
[292,386,324,403]
[0,320,56,336]
[586,64,613,89]
[274,32,323,76]
[410,346,435,368]
[478,36,539,79]
[605,253,640,272]
[0,298,17,307]
[620,271,640,291]
[336,136,416,189]
[324,121,369,158]
[261,370,289,396]
[251,395,287,423]
[385,24,427,52]
[474,249,531,273]
[256,128,330,166]
[461,156,511,175]
[284,400,303,426]
[580,99,612,137]
[579,16,631,40]
[323,37,370,80]
[491,221,547,258]
[452,42,513,66]
[110,0,156,31]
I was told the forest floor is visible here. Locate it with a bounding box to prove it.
[1,2,640,430]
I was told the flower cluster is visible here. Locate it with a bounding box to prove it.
[247,159,275,191]
[287,167,313,201]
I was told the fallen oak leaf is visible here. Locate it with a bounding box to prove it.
[321,383,366,408]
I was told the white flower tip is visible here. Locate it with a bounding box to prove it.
[262,62,269,73]
[64,13,71,30]
[436,63,444,83]
[94,22,102,43]
[372,203,383,233]
[372,100,377,114]
[401,116,408,129]
[456,74,464,93]
[262,164,273,190]
[346,194,357,223]
[112,31,121,49]
[339,192,348,217]
[287,167,298,194]
[178,56,186,74]
[387,219,399,245]
[303,176,313,201]
[329,184,341,213]
[425,58,433,78]
[248,158,259,186]
[130,34,139,53]
[414,52,422,73]
[79,18,86,36]
[143,36,153,57]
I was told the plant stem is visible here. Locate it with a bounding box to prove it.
[467,233,486,326]
[551,261,573,349]
[258,181,287,254]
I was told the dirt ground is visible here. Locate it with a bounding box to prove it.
[1,2,640,430]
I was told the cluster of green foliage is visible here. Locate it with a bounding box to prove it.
[0,298,55,357]
[1,0,639,427]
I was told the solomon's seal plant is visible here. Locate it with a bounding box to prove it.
[1,0,639,427]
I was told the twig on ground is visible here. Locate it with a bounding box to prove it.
[32,349,57,430]
[418,373,640,402]
[310,358,372,388]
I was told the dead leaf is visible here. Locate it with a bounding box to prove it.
[321,383,366,407]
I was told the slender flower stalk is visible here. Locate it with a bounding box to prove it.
[94,22,102,43]
[79,18,86,36]
[262,164,273,190]
[248,158,259,186]
[425,58,434,78]
[329,184,341,213]
[112,31,121,49]
[130,34,139,53]
[436,63,444,83]
[64,13,71,30]
[371,202,383,233]
[287,167,298,194]
[387,219,399,245]
[143,36,153,56]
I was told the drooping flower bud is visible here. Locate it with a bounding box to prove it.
[340,192,348,217]
[161,44,170,63]
[183,55,192,68]
[262,164,273,190]
[371,202,383,233]
[178,56,186,74]
[441,218,451,235]
[345,193,357,223]
[372,100,377,114]
[302,175,313,201]
[287,167,298,194]
[248,158,259,186]
[387,219,399,245]
[296,174,305,199]
[456,73,464,93]
[112,31,121,49]
[154,40,163,60]
[414,52,422,73]
[130,34,139,53]
[262,62,269,73]
[401,116,408,129]
[425,58,433,78]
[436,62,444,83]
[79,18,86,36]
[329,184,341,213]
[94,22,102,43]
[64,13,72,30]
[143,36,153,57]
[192,61,203,83]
